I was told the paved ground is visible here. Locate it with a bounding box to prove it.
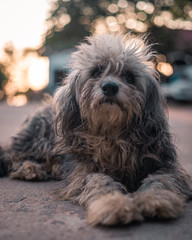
[0,102,192,240]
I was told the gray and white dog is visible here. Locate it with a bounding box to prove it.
[1,34,192,226]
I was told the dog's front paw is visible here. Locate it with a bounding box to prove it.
[87,191,143,226]
[134,190,185,219]
[11,161,48,181]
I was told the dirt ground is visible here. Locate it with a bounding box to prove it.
[0,102,192,240]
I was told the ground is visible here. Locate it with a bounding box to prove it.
[0,102,192,240]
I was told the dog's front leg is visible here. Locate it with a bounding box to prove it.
[77,173,143,226]
[133,167,192,219]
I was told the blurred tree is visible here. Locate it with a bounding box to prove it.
[0,43,31,103]
[41,0,192,54]
[0,63,8,101]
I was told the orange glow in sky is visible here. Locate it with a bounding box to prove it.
[0,0,50,49]
[0,0,51,106]
[28,56,49,91]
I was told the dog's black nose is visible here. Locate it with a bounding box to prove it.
[101,82,119,96]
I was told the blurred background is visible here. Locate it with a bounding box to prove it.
[0,0,192,106]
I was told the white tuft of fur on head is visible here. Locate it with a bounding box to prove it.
[71,33,157,77]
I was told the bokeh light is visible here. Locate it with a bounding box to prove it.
[7,94,28,107]
[157,62,173,77]
[28,57,49,91]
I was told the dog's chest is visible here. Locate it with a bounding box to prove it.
[85,137,132,172]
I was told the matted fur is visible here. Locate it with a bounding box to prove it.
[1,34,192,226]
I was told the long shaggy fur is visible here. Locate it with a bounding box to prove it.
[1,34,192,226]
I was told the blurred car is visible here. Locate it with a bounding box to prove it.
[161,66,192,101]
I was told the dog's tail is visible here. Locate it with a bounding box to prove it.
[0,146,12,177]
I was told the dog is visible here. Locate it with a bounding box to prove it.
[1,34,192,226]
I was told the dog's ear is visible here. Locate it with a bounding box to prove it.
[141,76,167,142]
[137,75,177,170]
[144,77,165,117]
[53,73,82,138]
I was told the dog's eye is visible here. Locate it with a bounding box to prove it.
[91,65,105,79]
[121,70,135,85]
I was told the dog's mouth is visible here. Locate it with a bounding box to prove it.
[99,98,116,105]
[98,97,125,111]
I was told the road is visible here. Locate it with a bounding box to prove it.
[0,102,192,240]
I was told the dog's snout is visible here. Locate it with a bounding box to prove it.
[101,82,119,96]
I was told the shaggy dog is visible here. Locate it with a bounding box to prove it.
[1,34,192,226]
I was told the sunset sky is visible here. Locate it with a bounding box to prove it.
[0,0,50,50]
[0,0,51,106]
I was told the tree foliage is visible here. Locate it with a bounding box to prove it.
[0,63,8,98]
[0,44,10,100]
[42,0,192,54]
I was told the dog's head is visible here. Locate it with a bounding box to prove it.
[54,34,165,138]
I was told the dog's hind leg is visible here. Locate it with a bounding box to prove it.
[10,160,48,180]
[7,105,55,181]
